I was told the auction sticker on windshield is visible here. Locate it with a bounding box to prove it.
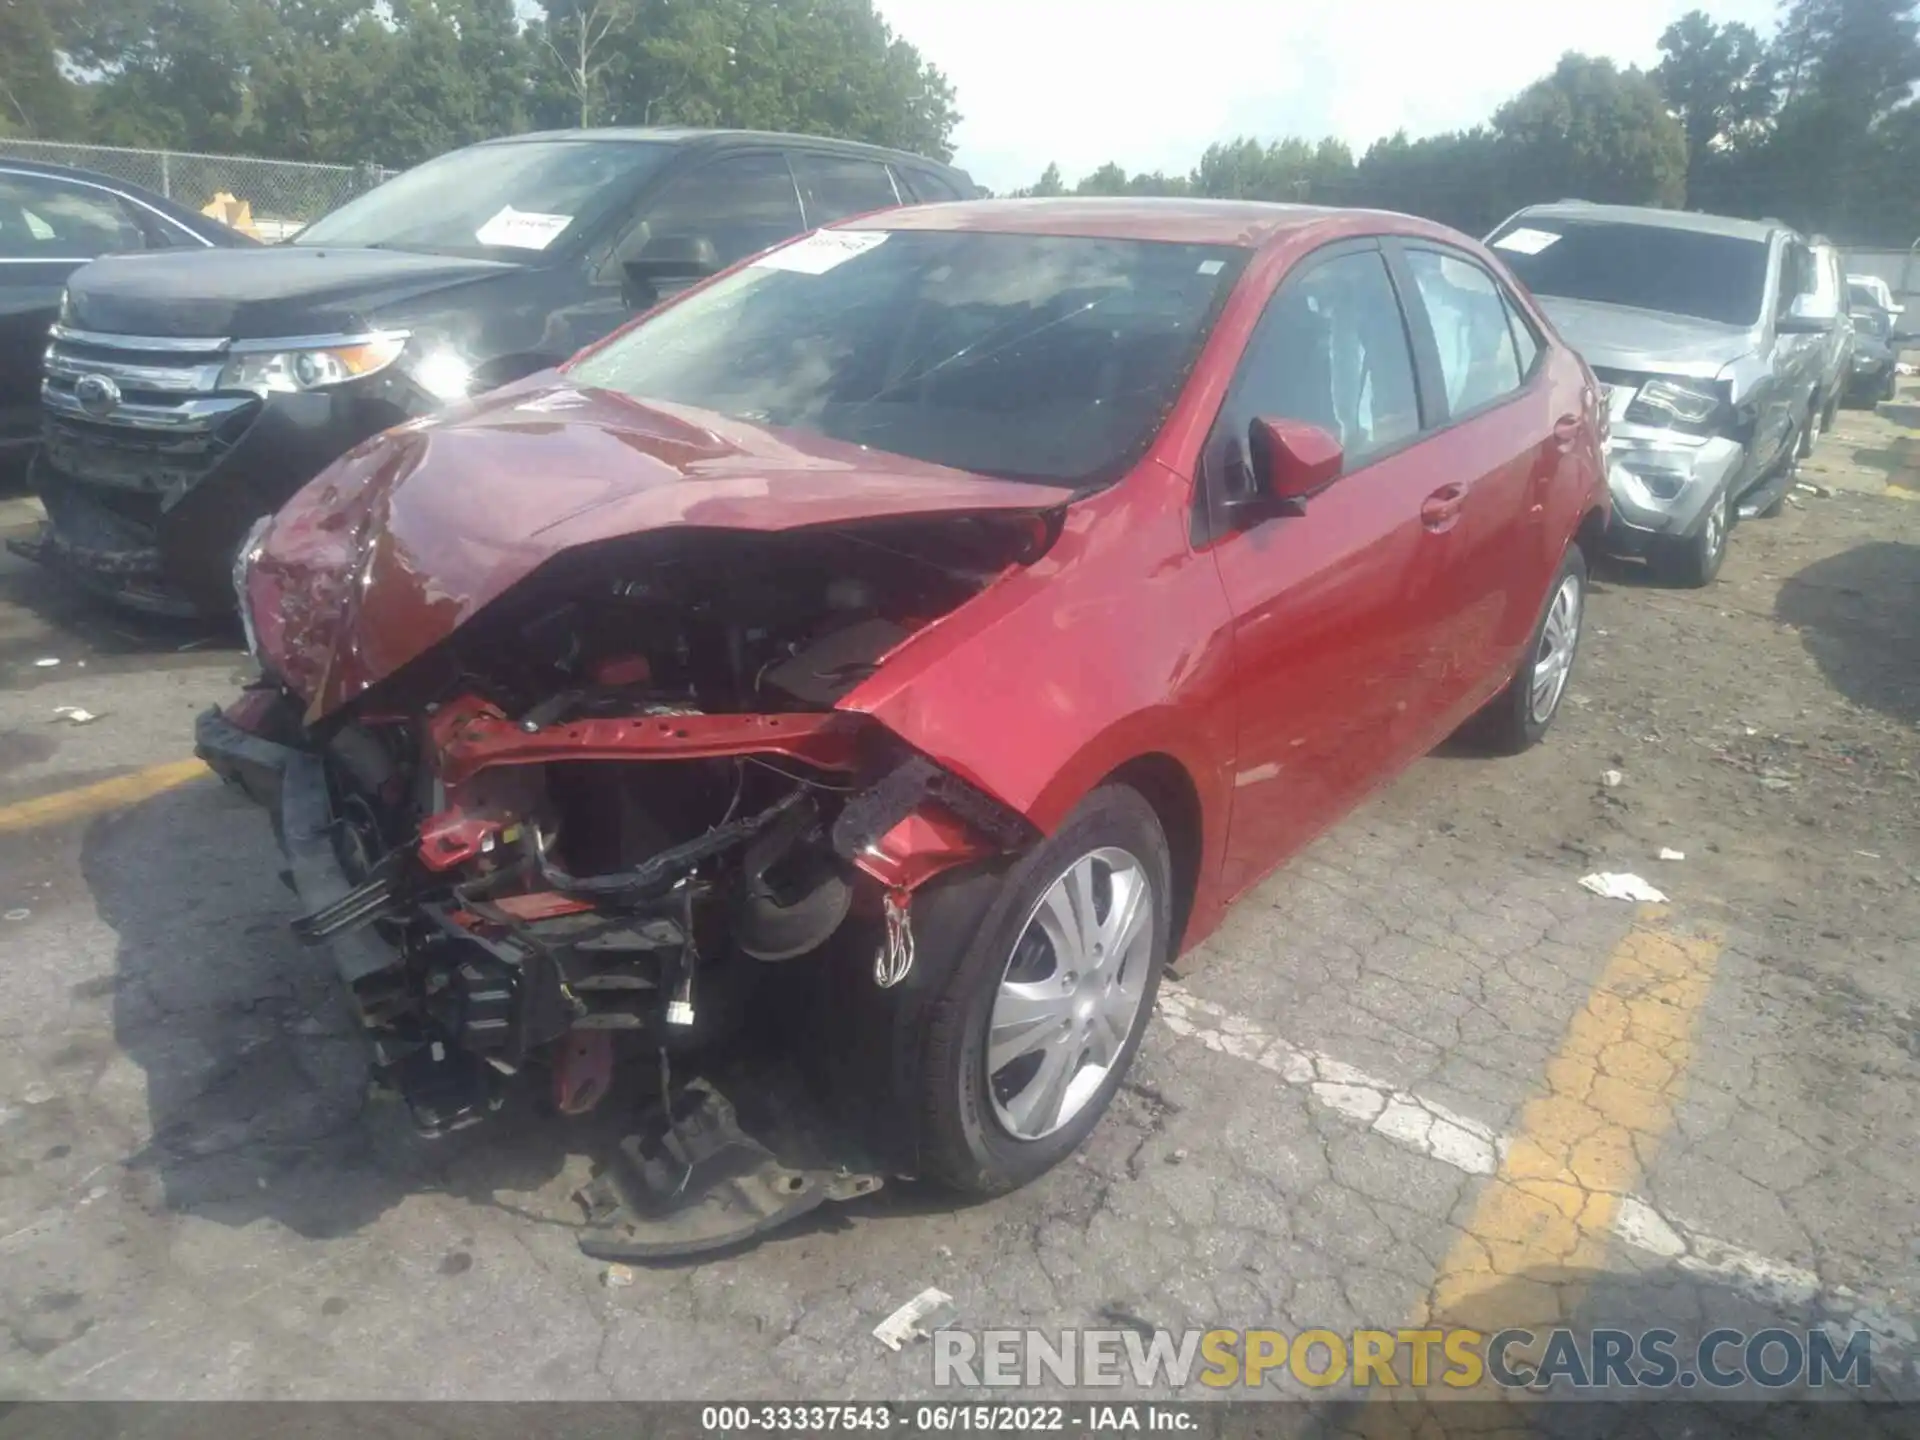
[1492,226,1560,255]
[474,205,573,250]
[754,229,890,275]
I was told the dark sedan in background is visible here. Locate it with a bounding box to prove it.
[0,159,255,479]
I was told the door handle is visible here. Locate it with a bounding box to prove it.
[1420,483,1465,532]
[1552,413,1580,451]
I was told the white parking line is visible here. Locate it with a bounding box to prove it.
[1154,984,1919,1357]
[1157,984,1504,1174]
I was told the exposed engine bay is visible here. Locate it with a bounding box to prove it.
[202,513,1050,1251]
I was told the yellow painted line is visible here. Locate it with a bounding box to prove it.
[0,758,210,834]
[1354,906,1724,1418]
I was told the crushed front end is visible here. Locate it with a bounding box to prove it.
[195,519,1044,1147]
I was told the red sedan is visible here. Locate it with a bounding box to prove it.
[197,199,1607,1226]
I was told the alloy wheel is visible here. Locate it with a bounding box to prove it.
[986,847,1156,1141]
[1528,572,1584,725]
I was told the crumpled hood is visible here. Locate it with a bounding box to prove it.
[1534,295,1758,381]
[246,376,1067,719]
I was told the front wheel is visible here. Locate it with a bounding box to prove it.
[1470,543,1588,754]
[1658,482,1731,585]
[915,784,1172,1195]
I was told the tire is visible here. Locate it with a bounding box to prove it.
[1657,481,1731,586]
[915,783,1173,1195]
[1470,543,1588,755]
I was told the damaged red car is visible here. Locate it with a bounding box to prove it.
[196,199,1607,1229]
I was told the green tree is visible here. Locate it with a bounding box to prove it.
[1019,162,1066,196]
[1493,53,1687,210]
[1189,135,1352,201]
[536,0,635,128]
[1349,127,1505,233]
[593,0,958,159]
[59,0,260,150]
[0,0,83,137]
[1654,11,1776,188]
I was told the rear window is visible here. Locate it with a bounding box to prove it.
[899,168,964,203]
[1487,217,1769,328]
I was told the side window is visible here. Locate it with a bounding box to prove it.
[898,167,962,203]
[0,173,147,259]
[1406,248,1523,416]
[791,153,898,225]
[1221,248,1421,468]
[634,154,805,268]
[1502,292,1541,376]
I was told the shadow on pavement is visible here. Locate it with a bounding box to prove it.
[79,778,955,1260]
[1775,540,1920,728]
[0,549,239,667]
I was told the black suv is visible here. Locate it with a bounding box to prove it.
[15,128,978,616]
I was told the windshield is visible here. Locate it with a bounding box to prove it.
[1488,218,1769,327]
[566,230,1247,486]
[293,140,672,258]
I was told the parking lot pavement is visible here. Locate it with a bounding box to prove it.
[0,406,1916,1406]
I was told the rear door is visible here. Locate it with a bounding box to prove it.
[1393,241,1562,733]
[790,151,902,226]
[1205,240,1449,895]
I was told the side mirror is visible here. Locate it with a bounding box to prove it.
[621,234,720,307]
[1249,417,1343,501]
[1778,293,1836,334]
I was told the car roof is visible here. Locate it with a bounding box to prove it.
[0,155,169,197]
[1509,200,1782,244]
[485,126,970,176]
[848,197,1449,248]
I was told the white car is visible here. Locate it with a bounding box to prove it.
[1848,273,1903,316]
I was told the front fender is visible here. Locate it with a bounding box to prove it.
[838,461,1236,867]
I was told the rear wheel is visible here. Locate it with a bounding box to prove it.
[915,784,1172,1195]
[1470,543,1587,754]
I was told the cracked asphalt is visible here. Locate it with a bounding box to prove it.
[0,397,1916,1410]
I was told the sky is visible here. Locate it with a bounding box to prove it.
[873,0,1782,193]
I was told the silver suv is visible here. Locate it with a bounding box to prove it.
[1485,202,1836,586]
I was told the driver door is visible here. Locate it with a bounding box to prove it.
[1205,241,1453,897]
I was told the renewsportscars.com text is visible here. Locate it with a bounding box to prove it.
[932,1326,1874,1391]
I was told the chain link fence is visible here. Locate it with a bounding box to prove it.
[0,139,393,240]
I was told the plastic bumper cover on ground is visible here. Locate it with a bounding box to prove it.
[194,704,394,987]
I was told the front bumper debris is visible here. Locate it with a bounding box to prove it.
[193,689,1021,1259]
[1603,428,1746,544]
[576,1078,883,1261]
